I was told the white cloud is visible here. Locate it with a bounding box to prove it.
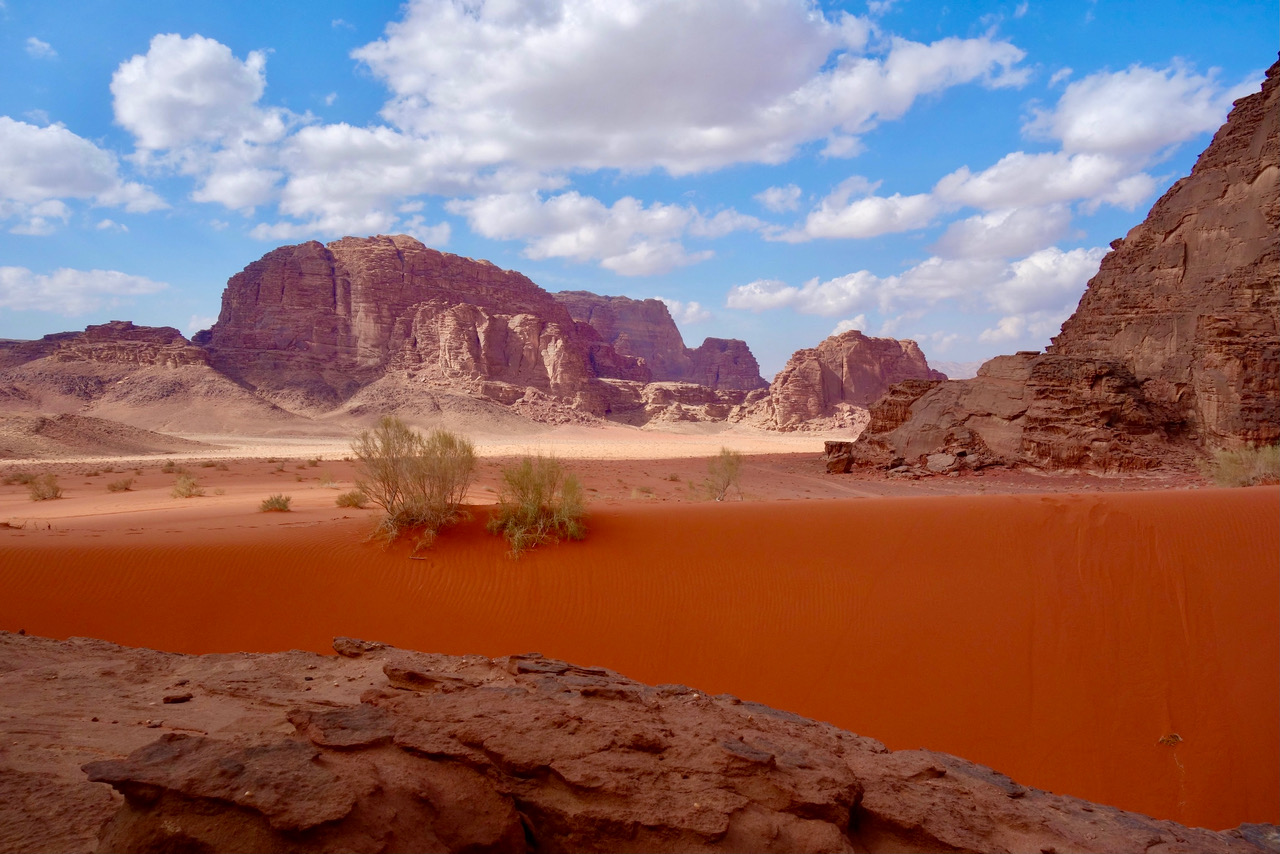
[1014,2,1029,18]
[186,314,218,335]
[324,92,338,106]
[933,150,1152,211]
[25,37,56,59]
[1048,67,1073,87]
[0,267,167,314]
[930,205,1072,259]
[113,34,288,151]
[727,246,1104,330]
[0,118,166,233]
[658,297,712,325]
[95,218,128,232]
[401,216,450,247]
[447,191,755,276]
[353,0,1026,176]
[111,34,292,211]
[780,177,938,241]
[1024,62,1259,158]
[832,314,868,335]
[755,184,803,212]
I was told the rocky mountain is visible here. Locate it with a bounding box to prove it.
[3,632,1272,854]
[751,330,946,431]
[554,291,768,390]
[850,58,1279,472]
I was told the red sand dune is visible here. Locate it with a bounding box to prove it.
[1,486,1276,831]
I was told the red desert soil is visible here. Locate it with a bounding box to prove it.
[0,458,1275,833]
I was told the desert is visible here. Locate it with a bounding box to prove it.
[2,4,1279,853]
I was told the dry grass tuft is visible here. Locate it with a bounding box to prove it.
[259,494,292,512]
[486,455,585,557]
[336,489,368,508]
[106,478,134,493]
[28,473,62,501]
[706,447,743,501]
[1201,444,1280,487]
[171,473,204,499]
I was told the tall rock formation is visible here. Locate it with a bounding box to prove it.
[756,330,945,431]
[852,58,1279,471]
[202,236,645,414]
[554,291,768,390]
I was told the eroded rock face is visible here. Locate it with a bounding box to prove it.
[35,636,1265,854]
[555,291,767,390]
[853,59,1279,471]
[1048,59,1279,448]
[757,330,945,431]
[202,236,642,414]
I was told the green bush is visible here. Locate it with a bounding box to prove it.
[171,473,204,498]
[486,456,586,556]
[1202,444,1280,487]
[336,489,368,508]
[706,447,743,501]
[28,473,62,501]
[351,416,476,547]
[260,494,292,512]
[106,478,134,493]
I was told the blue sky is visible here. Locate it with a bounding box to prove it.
[0,0,1273,377]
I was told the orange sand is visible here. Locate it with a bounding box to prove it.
[1,486,1276,830]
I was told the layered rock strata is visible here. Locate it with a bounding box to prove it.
[852,58,1279,471]
[555,291,768,390]
[753,330,945,431]
[1,632,1272,854]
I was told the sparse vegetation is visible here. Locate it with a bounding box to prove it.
[336,489,369,508]
[84,469,102,477]
[199,460,217,468]
[319,471,337,488]
[307,458,320,467]
[351,416,476,548]
[171,473,204,498]
[215,461,229,471]
[706,447,743,501]
[28,474,62,501]
[3,472,34,486]
[213,488,226,496]
[106,478,134,493]
[160,460,177,473]
[260,494,292,512]
[1201,444,1280,487]
[486,455,586,556]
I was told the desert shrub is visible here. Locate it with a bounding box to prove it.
[307,458,320,467]
[106,478,134,493]
[1201,444,1280,487]
[28,474,62,501]
[319,471,337,488]
[160,460,177,473]
[706,447,743,501]
[260,494,292,512]
[171,473,204,499]
[3,472,34,485]
[199,460,217,468]
[351,416,476,547]
[486,456,586,556]
[84,469,101,477]
[215,461,229,471]
[335,489,368,508]
[213,488,226,496]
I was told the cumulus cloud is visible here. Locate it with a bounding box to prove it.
[25,37,56,59]
[755,184,803,212]
[352,0,1026,175]
[447,191,757,276]
[111,33,292,211]
[726,246,1104,344]
[832,314,868,335]
[779,177,938,241]
[0,117,166,233]
[930,205,1072,259]
[0,267,167,314]
[933,150,1153,211]
[1024,62,1258,158]
[658,297,712,325]
[186,314,218,335]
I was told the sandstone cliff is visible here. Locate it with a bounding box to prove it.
[753,329,945,431]
[555,291,768,390]
[851,58,1279,472]
[202,236,643,416]
[1,632,1272,854]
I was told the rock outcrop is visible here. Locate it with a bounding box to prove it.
[1,632,1272,854]
[203,236,641,415]
[752,330,945,431]
[852,58,1279,471]
[555,291,768,390]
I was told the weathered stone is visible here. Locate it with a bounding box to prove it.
[853,60,1279,471]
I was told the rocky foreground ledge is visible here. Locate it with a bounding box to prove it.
[0,632,1275,854]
